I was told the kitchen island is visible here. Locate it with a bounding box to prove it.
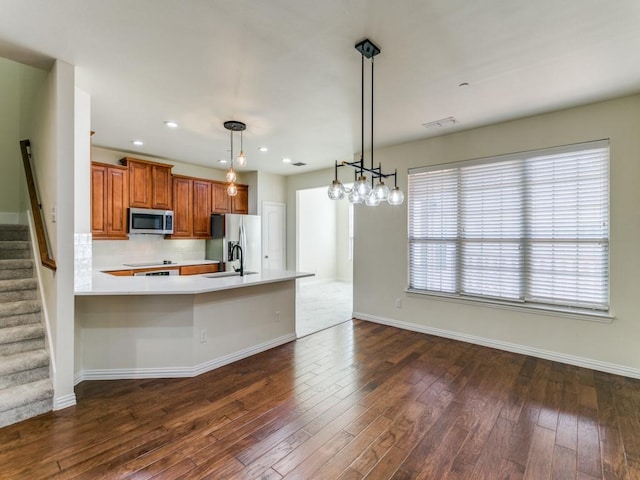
[74,270,312,382]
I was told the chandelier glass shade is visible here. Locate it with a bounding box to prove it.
[327,39,404,206]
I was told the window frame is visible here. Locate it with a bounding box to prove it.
[407,140,611,320]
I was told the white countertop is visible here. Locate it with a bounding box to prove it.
[75,270,314,296]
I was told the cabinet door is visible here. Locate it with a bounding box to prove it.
[128,161,152,208]
[231,185,249,214]
[193,180,212,238]
[212,182,230,213]
[171,177,193,237]
[107,167,129,238]
[91,163,128,239]
[151,165,172,209]
[91,165,107,236]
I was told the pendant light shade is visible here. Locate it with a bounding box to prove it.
[348,188,363,204]
[236,130,247,167]
[327,180,345,200]
[326,39,404,207]
[355,175,371,197]
[373,181,390,201]
[227,182,238,197]
[387,187,404,206]
[365,191,381,207]
[226,166,237,183]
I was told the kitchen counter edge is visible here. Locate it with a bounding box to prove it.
[75,270,314,296]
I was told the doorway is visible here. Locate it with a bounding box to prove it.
[295,186,353,337]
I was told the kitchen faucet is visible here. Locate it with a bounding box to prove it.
[230,243,244,276]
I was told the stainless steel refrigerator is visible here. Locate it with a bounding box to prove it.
[205,214,262,273]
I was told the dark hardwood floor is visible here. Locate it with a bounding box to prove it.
[1,319,639,479]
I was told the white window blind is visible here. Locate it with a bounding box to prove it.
[408,140,609,312]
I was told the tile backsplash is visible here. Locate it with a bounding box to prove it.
[92,235,205,268]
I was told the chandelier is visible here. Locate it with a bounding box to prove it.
[327,39,404,206]
[223,120,247,196]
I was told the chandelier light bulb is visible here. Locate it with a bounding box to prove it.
[237,151,247,167]
[373,181,390,201]
[227,182,238,197]
[327,180,346,200]
[387,187,405,206]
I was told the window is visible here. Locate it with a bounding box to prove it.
[408,140,609,312]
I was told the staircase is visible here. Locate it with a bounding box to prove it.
[0,224,53,428]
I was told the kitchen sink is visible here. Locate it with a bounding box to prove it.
[203,271,258,278]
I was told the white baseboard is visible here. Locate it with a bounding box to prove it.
[354,312,640,380]
[75,333,296,382]
[54,393,77,410]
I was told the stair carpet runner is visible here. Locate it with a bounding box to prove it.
[0,224,53,428]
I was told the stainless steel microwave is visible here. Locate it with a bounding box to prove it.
[128,208,174,234]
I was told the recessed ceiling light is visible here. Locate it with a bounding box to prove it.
[131,140,144,146]
[258,146,268,152]
[282,158,291,163]
[164,121,179,128]
[219,159,228,164]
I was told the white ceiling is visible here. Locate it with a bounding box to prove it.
[1,0,640,175]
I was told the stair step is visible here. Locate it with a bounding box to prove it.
[0,379,53,427]
[0,325,44,356]
[0,259,34,280]
[0,300,41,320]
[0,242,31,260]
[0,350,49,389]
[0,225,29,242]
[0,278,37,292]
[1,312,41,328]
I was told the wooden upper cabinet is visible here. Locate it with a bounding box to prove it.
[120,157,173,210]
[91,162,129,240]
[212,182,230,214]
[212,181,248,214]
[170,176,193,238]
[192,179,212,238]
[231,184,249,214]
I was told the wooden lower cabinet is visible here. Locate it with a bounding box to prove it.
[91,163,129,240]
[179,264,220,275]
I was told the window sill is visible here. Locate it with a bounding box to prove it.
[405,289,614,324]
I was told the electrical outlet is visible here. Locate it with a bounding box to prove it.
[200,329,207,343]
[275,310,281,322]
[51,207,57,223]
[395,298,402,309]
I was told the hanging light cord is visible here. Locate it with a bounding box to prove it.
[371,54,374,174]
[230,129,234,166]
[360,52,365,176]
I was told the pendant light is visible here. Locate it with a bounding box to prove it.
[223,120,246,197]
[327,39,404,206]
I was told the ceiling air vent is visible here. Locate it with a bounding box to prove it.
[291,162,307,167]
[422,116,458,129]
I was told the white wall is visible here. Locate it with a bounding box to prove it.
[297,187,337,280]
[353,94,640,376]
[0,59,21,220]
[24,60,77,408]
